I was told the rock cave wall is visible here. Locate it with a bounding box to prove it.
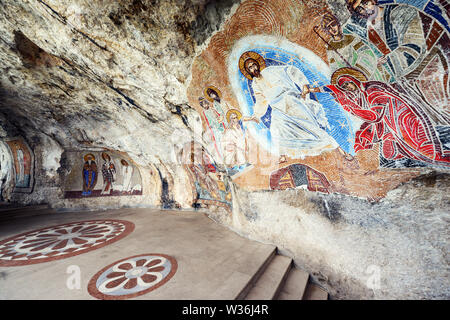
[0,0,449,299]
[0,0,239,209]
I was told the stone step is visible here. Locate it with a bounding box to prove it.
[0,204,49,213]
[244,255,292,300]
[0,204,48,213]
[210,244,276,300]
[302,283,329,300]
[277,267,310,300]
[0,204,51,221]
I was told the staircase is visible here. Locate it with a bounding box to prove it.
[213,245,328,300]
[242,248,328,300]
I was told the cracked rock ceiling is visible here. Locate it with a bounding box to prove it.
[0,0,238,164]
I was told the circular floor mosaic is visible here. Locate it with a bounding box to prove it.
[88,254,178,300]
[0,220,134,266]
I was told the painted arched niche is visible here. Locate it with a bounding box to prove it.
[63,150,143,198]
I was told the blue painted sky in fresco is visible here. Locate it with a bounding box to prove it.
[238,46,356,155]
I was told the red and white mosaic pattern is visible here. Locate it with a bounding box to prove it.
[0,220,134,266]
[88,254,177,300]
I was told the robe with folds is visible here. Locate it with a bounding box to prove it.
[203,108,226,158]
[251,65,338,158]
[82,160,98,194]
[222,121,247,167]
[326,75,450,167]
[121,165,133,192]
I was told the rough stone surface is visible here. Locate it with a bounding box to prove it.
[0,0,239,207]
[0,0,449,300]
[226,173,450,299]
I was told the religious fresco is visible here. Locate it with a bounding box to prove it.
[187,0,450,200]
[4,137,34,193]
[270,164,331,193]
[180,141,233,212]
[63,151,143,198]
[306,67,450,168]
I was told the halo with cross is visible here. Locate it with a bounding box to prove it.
[239,51,267,80]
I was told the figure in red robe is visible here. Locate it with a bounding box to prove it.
[304,70,450,167]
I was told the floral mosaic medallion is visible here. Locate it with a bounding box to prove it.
[88,254,178,300]
[0,220,134,266]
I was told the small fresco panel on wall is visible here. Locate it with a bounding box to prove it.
[4,137,34,193]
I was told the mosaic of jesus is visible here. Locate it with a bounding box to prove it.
[187,0,450,199]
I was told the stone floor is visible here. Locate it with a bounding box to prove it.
[0,207,278,300]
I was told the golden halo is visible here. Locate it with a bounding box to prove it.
[331,67,368,85]
[226,109,242,124]
[204,86,222,102]
[84,153,95,162]
[239,51,266,80]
